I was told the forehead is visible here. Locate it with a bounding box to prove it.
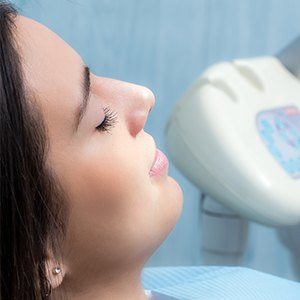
[14,15,83,137]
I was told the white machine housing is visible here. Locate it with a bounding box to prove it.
[165,56,300,227]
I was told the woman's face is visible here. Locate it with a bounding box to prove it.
[16,15,183,279]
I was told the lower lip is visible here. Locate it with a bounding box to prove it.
[149,148,169,177]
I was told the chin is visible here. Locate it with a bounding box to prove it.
[168,175,183,202]
[170,175,183,215]
[162,175,184,234]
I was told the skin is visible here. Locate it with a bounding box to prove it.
[15,15,183,300]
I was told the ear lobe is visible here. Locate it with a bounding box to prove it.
[44,256,66,290]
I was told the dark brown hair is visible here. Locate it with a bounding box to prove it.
[0,1,68,299]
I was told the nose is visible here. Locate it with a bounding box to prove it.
[126,85,155,137]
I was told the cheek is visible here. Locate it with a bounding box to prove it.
[68,143,154,224]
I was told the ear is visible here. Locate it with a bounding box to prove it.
[44,254,67,290]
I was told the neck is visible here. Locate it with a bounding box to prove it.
[52,263,149,300]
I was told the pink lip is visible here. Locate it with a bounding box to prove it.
[149,148,169,177]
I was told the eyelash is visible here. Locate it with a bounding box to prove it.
[95,106,118,133]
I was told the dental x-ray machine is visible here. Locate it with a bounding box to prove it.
[165,36,300,279]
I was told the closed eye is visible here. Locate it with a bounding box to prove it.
[95,106,118,134]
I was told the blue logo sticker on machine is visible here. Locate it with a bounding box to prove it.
[256,106,300,179]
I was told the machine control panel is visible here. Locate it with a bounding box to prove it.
[257,106,300,179]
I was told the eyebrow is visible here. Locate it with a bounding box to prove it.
[75,64,91,131]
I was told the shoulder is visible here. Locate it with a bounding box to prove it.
[142,266,300,299]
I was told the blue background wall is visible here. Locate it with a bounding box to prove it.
[13,0,300,281]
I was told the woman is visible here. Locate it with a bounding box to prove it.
[4,1,300,299]
[0,1,183,299]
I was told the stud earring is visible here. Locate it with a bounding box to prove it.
[52,266,62,275]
